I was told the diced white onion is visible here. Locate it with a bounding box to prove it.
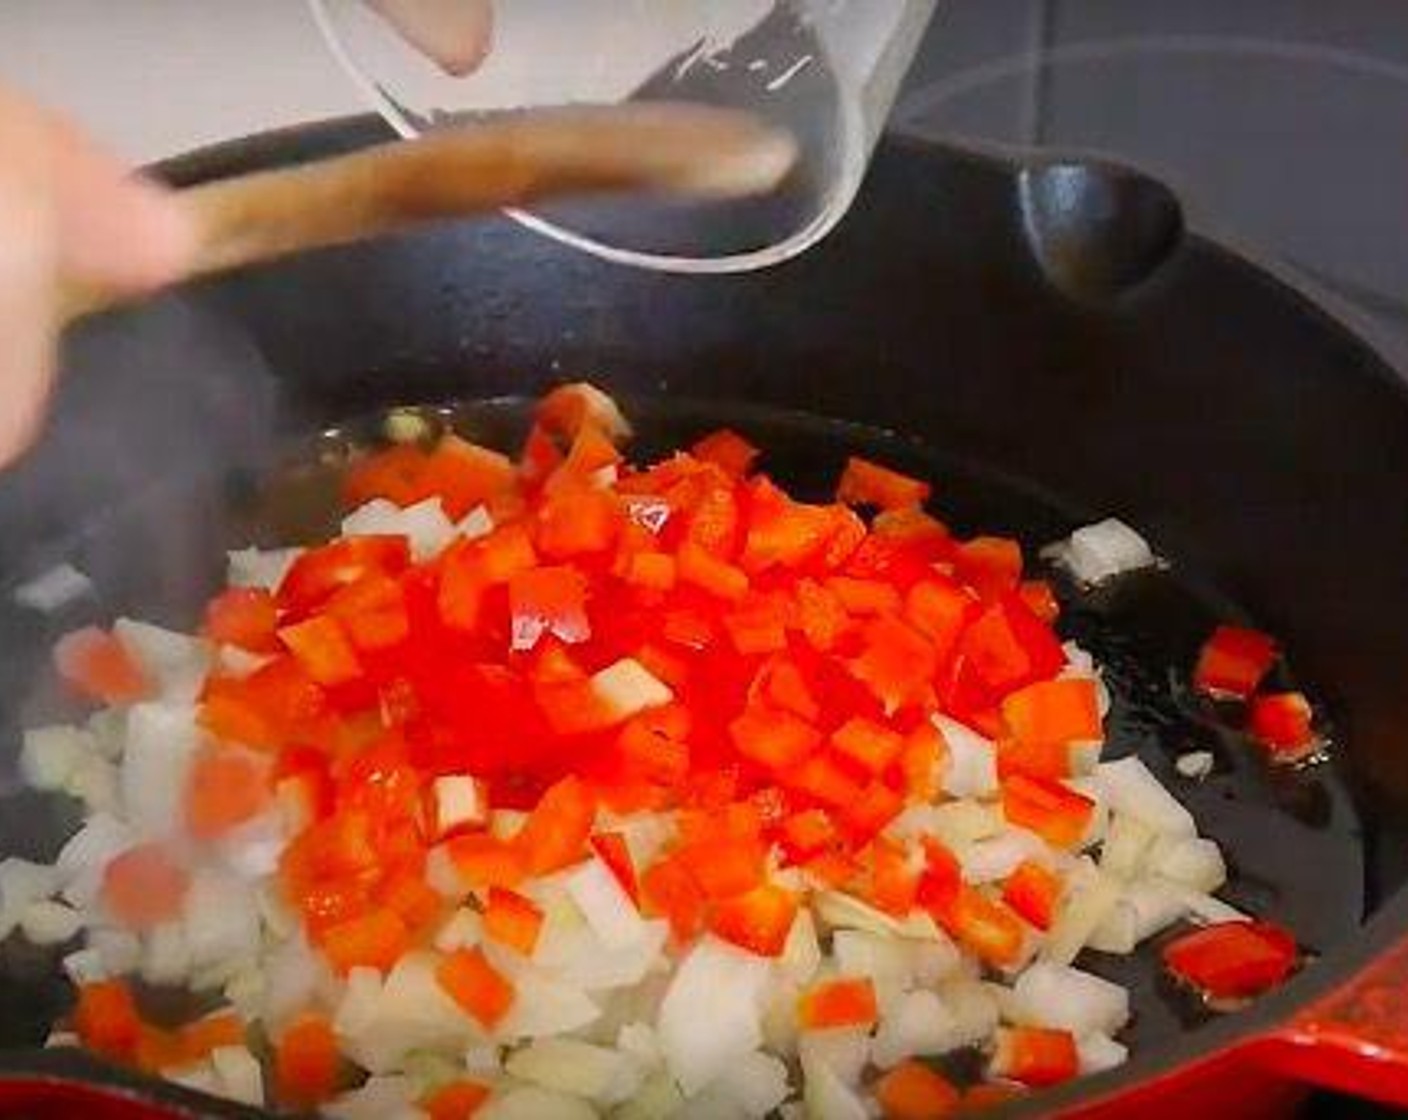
[801,1048,868,1120]
[342,497,456,562]
[434,908,483,953]
[324,1074,420,1120]
[431,775,486,838]
[480,1085,596,1120]
[779,908,822,986]
[1100,812,1156,880]
[658,936,770,1095]
[210,1044,265,1106]
[1092,757,1196,838]
[591,659,673,721]
[1041,864,1122,966]
[1175,751,1215,780]
[56,813,133,908]
[121,702,199,837]
[797,1025,870,1086]
[20,899,82,945]
[457,505,494,540]
[505,1037,643,1107]
[1045,518,1156,585]
[12,563,93,612]
[959,829,1046,885]
[564,857,648,950]
[141,921,192,985]
[1087,879,1187,954]
[1010,962,1130,1036]
[184,871,261,975]
[227,547,301,592]
[1149,836,1227,893]
[494,965,601,1039]
[19,725,94,790]
[934,715,998,798]
[1167,883,1249,925]
[113,619,208,700]
[1077,1030,1129,1075]
[872,989,961,1068]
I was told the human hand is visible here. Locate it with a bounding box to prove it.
[0,85,192,466]
[365,0,494,76]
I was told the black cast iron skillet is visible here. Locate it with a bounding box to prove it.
[0,117,1405,1116]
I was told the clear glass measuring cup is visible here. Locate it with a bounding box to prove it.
[308,0,937,272]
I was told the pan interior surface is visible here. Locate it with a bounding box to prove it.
[0,394,1364,1085]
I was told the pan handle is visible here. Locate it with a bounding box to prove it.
[1246,928,1408,1107]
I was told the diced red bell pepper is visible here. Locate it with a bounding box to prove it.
[942,886,1026,968]
[185,746,270,839]
[558,420,623,479]
[1001,859,1061,931]
[849,616,938,714]
[729,707,822,771]
[641,857,706,941]
[277,535,409,617]
[904,577,978,664]
[483,886,545,955]
[204,587,280,653]
[682,485,742,559]
[953,594,1065,699]
[676,836,767,900]
[793,578,852,651]
[279,614,363,687]
[803,849,862,890]
[616,716,690,787]
[874,1061,961,1120]
[916,837,963,915]
[422,435,518,519]
[827,576,903,617]
[837,456,931,510]
[534,677,621,737]
[1162,920,1298,1000]
[274,1013,341,1108]
[750,655,821,722]
[436,947,515,1028]
[677,540,749,601]
[1248,691,1318,761]
[798,976,879,1030]
[519,422,564,488]
[740,489,835,573]
[1018,579,1060,624]
[444,833,528,890]
[1001,772,1095,848]
[621,551,677,591]
[787,752,865,809]
[54,627,151,706]
[343,442,433,508]
[422,1080,493,1120]
[377,870,442,933]
[72,980,143,1063]
[831,717,905,776]
[320,907,410,974]
[101,843,189,931]
[955,536,1023,601]
[513,775,596,875]
[1193,624,1278,700]
[867,836,919,917]
[325,574,410,653]
[590,832,640,904]
[990,1026,1078,1087]
[820,505,869,569]
[840,780,905,841]
[778,809,838,863]
[535,484,619,557]
[722,594,792,654]
[900,722,945,803]
[710,883,799,957]
[508,565,590,651]
[1001,678,1102,748]
[692,428,760,477]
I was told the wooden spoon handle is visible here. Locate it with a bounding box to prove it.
[60,103,795,324]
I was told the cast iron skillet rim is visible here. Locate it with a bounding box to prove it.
[18,116,1397,1113]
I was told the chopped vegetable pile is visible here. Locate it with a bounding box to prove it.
[12,384,1305,1117]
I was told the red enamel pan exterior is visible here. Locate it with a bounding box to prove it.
[3,119,1408,1115]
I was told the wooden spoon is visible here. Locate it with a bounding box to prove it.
[60,103,796,323]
